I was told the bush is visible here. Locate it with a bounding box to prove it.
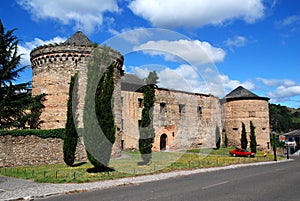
[0,128,65,139]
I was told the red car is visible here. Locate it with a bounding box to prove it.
[229,148,255,157]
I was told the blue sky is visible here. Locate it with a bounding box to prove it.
[1,0,300,108]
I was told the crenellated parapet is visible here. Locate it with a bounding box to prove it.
[30,31,124,130]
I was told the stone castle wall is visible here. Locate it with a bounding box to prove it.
[121,88,222,151]
[0,135,87,167]
[223,99,270,150]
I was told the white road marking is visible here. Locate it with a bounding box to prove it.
[201,181,229,190]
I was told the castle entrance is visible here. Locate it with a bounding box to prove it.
[160,134,167,150]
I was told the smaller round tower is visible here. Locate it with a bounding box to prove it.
[222,86,270,150]
[30,31,124,129]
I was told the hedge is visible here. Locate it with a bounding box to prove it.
[0,128,65,139]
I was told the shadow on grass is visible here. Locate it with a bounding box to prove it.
[71,162,87,167]
[86,166,115,173]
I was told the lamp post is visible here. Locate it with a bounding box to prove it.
[286,142,289,160]
[272,131,277,161]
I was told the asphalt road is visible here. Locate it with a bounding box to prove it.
[38,157,300,201]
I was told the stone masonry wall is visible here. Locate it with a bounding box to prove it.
[0,135,87,167]
[223,99,270,150]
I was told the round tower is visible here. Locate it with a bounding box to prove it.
[222,86,270,150]
[30,31,124,130]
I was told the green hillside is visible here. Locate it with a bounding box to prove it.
[269,104,300,133]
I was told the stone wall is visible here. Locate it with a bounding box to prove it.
[0,135,87,167]
[222,99,270,150]
[121,88,222,151]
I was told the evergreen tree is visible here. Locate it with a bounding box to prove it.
[83,46,116,172]
[215,125,221,149]
[241,122,248,149]
[249,121,257,153]
[63,73,79,166]
[139,71,157,165]
[0,20,44,129]
[224,133,228,148]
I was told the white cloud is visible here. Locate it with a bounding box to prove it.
[18,37,66,66]
[129,0,265,28]
[219,74,255,93]
[225,36,247,49]
[267,85,300,101]
[257,77,296,87]
[132,65,251,97]
[134,40,226,65]
[17,0,119,34]
[276,15,300,28]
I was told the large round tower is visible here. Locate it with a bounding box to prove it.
[30,31,124,130]
[222,86,270,150]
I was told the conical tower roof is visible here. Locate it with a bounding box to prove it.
[224,86,269,101]
[64,31,93,46]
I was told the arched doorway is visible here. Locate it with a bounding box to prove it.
[160,134,168,151]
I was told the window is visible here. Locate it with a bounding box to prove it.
[179,104,185,114]
[160,103,166,113]
[138,120,142,127]
[233,128,238,131]
[197,106,202,116]
[249,111,256,117]
[138,98,143,108]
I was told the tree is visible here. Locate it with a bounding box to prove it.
[138,71,157,165]
[249,121,257,153]
[241,122,248,149]
[63,73,79,166]
[145,70,159,85]
[0,20,44,129]
[83,46,116,172]
[215,125,221,149]
[224,132,228,148]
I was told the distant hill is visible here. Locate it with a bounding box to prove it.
[269,104,300,133]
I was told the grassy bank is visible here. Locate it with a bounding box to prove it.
[0,148,281,183]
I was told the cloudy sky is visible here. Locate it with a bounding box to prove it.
[1,0,300,108]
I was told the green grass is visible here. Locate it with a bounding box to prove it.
[0,148,283,183]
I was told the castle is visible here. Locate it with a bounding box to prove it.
[30,31,271,152]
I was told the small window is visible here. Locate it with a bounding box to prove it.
[138,98,143,108]
[138,120,142,127]
[262,127,266,130]
[249,111,256,117]
[198,106,202,115]
[160,103,166,113]
[233,128,238,131]
[179,104,185,114]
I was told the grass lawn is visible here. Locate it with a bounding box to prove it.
[0,148,282,183]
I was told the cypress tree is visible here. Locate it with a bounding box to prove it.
[63,73,79,166]
[224,133,228,148]
[139,71,158,165]
[215,125,221,149]
[241,122,248,149]
[83,46,116,172]
[250,121,257,153]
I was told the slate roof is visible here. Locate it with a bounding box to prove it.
[64,31,93,46]
[282,130,300,137]
[121,74,145,92]
[224,86,269,101]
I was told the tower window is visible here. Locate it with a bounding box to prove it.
[179,104,185,114]
[249,111,256,117]
[198,106,202,116]
[138,98,143,108]
[160,103,166,113]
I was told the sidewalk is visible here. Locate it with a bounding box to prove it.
[0,160,289,201]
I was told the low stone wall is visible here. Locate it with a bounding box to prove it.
[0,135,87,167]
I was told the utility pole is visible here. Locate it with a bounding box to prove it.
[272,131,277,161]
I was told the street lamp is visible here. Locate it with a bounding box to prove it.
[273,133,277,161]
